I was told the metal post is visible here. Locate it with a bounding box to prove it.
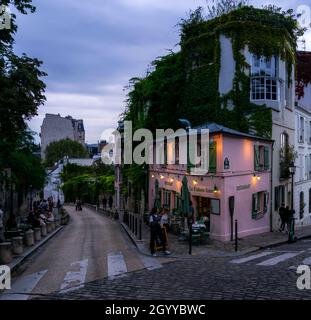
[135,217,137,236]
[139,219,142,240]
[231,216,233,242]
[235,220,238,252]
[189,223,192,255]
[288,172,296,243]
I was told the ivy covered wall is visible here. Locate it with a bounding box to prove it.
[120,5,304,201]
[124,6,303,139]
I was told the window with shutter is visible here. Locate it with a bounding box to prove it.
[254,145,260,171]
[252,193,258,219]
[209,141,217,173]
[264,146,270,170]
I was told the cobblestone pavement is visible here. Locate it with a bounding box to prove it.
[0,206,172,300]
[33,239,311,300]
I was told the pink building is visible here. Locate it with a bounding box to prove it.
[148,123,273,242]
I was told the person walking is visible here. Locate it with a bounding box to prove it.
[278,203,286,232]
[108,196,113,210]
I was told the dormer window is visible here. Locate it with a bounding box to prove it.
[250,55,279,101]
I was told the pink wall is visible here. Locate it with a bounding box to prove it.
[148,133,272,242]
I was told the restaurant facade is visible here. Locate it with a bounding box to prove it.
[148,123,273,242]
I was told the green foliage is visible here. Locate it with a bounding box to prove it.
[44,139,89,167]
[0,129,46,193]
[61,163,114,203]
[123,5,304,141]
[280,145,298,180]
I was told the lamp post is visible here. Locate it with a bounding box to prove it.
[288,161,296,243]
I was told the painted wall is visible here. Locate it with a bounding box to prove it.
[149,133,272,241]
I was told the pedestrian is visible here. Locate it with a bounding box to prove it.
[278,203,286,232]
[161,208,170,248]
[108,196,113,210]
[103,197,107,209]
[149,208,170,257]
[6,214,17,231]
[284,206,291,233]
[161,208,170,232]
[0,205,5,243]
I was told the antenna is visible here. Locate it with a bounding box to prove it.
[298,38,306,51]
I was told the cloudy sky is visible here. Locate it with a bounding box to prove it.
[13,0,311,143]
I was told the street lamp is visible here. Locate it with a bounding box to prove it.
[288,161,296,243]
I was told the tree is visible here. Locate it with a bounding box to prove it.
[44,139,89,167]
[0,0,46,160]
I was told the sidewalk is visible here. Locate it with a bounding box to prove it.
[120,214,311,258]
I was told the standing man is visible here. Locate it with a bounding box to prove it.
[108,196,113,210]
[0,205,5,243]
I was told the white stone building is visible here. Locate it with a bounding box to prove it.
[294,51,311,226]
[219,35,296,231]
[40,114,85,159]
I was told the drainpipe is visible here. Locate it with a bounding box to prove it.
[270,140,275,232]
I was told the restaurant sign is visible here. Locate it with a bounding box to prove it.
[236,184,251,191]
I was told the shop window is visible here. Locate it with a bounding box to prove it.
[163,190,171,210]
[254,145,269,171]
[252,191,269,219]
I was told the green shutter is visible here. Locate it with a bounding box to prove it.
[254,145,260,171]
[264,192,269,213]
[164,140,168,165]
[252,193,258,219]
[264,146,270,170]
[209,141,217,173]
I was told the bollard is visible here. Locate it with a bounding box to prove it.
[12,237,23,255]
[235,220,238,252]
[139,219,142,240]
[34,228,42,242]
[0,242,13,264]
[41,224,47,237]
[25,230,35,247]
[135,218,138,236]
[46,222,52,233]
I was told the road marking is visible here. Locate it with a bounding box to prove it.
[230,251,274,264]
[0,270,48,300]
[139,255,163,271]
[108,252,127,279]
[303,257,311,265]
[257,252,303,266]
[60,259,88,293]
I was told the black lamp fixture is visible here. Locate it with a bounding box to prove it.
[289,162,296,175]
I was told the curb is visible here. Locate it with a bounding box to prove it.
[8,226,65,273]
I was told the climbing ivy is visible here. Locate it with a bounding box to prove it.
[121,5,304,193]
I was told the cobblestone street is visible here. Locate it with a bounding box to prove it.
[34,239,311,300]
